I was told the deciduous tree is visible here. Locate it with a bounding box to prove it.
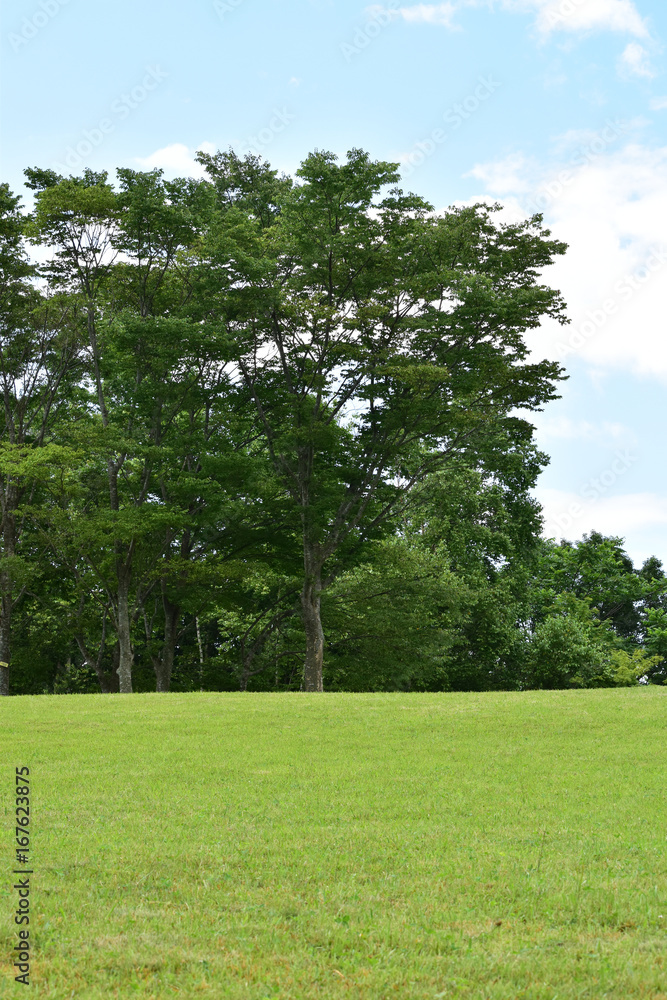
[196,148,568,690]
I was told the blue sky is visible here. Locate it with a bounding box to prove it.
[2,0,666,567]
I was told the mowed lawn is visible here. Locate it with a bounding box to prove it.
[1,690,666,999]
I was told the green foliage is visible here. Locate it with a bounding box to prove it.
[642,607,667,684]
[534,533,649,642]
[2,155,665,695]
[609,647,662,686]
[525,593,616,689]
[323,537,467,691]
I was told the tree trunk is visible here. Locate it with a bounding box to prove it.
[239,655,252,692]
[154,594,179,693]
[75,634,119,693]
[110,642,121,691]
[195,615,205,692]
[301,558,324,692]
[97,667,120,694]
[116,572,134,693]
[0,500,16,696]
[0,594,10,696]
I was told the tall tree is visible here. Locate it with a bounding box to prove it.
[0,184,79,696]
[197,148,568,690]
[24,168,136,685]
[25,167,221,692]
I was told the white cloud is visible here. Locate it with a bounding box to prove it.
[397,3,459,26]
[538,489,667,540]
[468,140,667,379]
[135,142,216,178]
[466,152,533,193]
[531,416,631,443]
[618,41,656,78]
[523,0,649,38]
[382,0,648,35]
[650,97,667,111]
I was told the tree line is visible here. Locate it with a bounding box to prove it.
[1,148,664,696]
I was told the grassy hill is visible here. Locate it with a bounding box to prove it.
[2,689,666,998]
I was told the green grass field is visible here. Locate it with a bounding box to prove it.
[2,689,666,999]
